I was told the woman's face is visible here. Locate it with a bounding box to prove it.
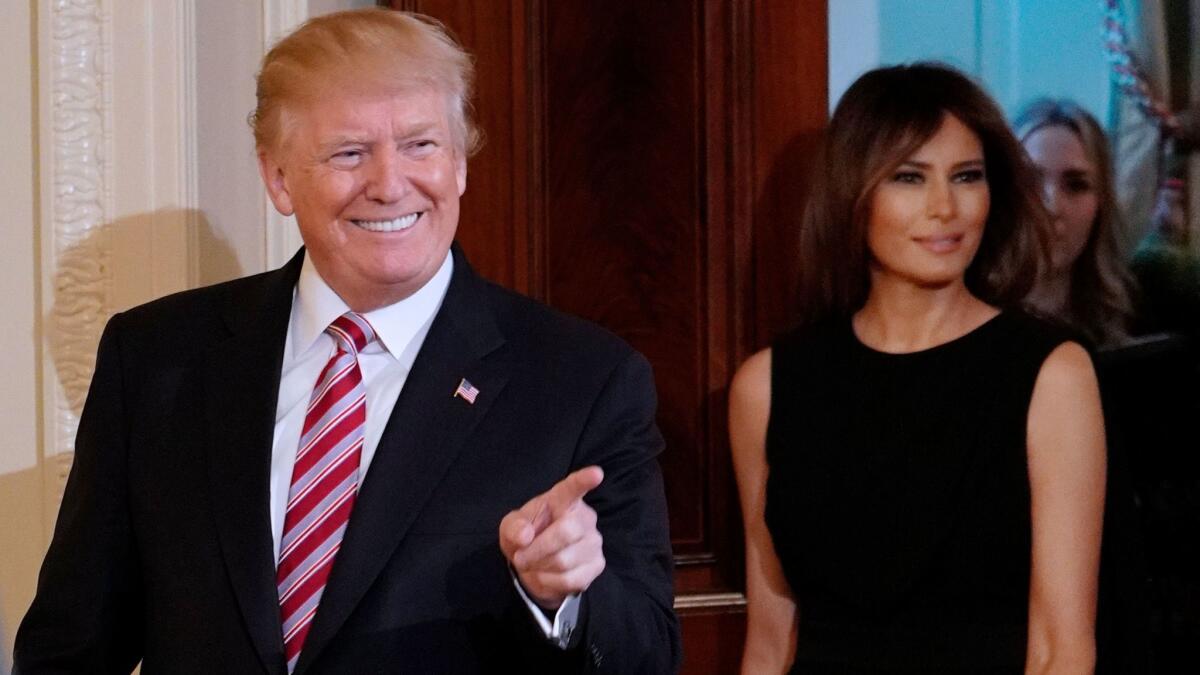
[866,113,990,290]
[1022,124,1099,274]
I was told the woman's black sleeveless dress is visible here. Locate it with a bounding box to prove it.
[765,312,1070,673]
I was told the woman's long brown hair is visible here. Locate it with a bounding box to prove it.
[796,63,1049,327]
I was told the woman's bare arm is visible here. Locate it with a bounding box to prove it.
[729,349,798,674]
[1025,341,1106,674]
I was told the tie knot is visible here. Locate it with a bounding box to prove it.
[326,312,375,355]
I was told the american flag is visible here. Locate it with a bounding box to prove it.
[453,378,479,404]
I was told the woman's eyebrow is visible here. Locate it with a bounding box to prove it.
[896,158,985,170]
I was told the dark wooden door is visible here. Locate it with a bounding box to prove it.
[386,2,828,672]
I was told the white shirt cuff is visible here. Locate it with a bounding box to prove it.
[509,568,581,649]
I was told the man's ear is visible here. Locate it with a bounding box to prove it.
[456,155,467,196]
[258,150,295,216]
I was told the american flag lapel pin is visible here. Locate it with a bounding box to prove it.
[453,378,480,404]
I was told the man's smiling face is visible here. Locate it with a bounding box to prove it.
[259,84,467,311]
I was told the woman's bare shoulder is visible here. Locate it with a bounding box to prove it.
[730,348,773,465]
[731,348,772,407]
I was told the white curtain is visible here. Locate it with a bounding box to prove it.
[1110,0,1169,246]
[1111,0,1200,251]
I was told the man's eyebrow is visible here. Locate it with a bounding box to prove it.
[394,122,440,139]
[317,135,371,154]
[315,123,444,155]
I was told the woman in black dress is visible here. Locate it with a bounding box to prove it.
[729,64,1106,673]
[1018,98,1199,674]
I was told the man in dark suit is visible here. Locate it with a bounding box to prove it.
[14,8,679,674]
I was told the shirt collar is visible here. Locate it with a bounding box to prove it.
[292,250,454,360]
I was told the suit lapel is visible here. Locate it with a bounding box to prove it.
[202,251,303,675]
[294,248,509,674]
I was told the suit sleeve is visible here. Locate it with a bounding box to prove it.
[14,314,144,674]
[571,350,681,674]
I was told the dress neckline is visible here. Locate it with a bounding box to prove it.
[847,311,1005,359]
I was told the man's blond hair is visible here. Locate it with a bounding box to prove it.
[250,8,481,156]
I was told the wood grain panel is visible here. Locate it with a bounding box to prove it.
[677,601,747,675]
[401,0,542,295]
[383,2,830,670]
[748,1,830,348]
[540,1,709,557]
[685,0,746,598]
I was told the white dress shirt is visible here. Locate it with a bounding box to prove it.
[268,250,578,646]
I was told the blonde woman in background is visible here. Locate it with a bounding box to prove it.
[1014,99,1138,348]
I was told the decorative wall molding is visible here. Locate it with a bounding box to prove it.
[159,0,200,293]
[39,0,200,522]
[40,0,113,501]
[673,592,747,611]
[263,0,310,47]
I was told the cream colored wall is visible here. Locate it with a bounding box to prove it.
[196,0,267,284]
[0,2,43,672]
[311,0,377,16]
[0,1,380,670]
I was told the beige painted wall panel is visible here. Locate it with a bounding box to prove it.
[0,0,42,668]
[0,2,389,670]
[196,0,267,283]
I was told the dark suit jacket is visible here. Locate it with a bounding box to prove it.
[15,245,680,674]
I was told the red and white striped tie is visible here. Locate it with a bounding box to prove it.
[277,312,374,672]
